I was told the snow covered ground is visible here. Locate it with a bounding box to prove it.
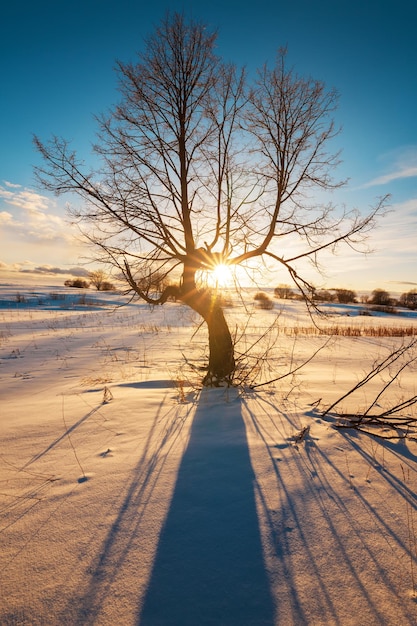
[1,283,417,625]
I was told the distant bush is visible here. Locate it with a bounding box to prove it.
[370,288,392,306]
[100,281,115,291]
[259,298,274,310]
[65,279,90,289]
[313,289,335,302]
[334,288,357,304]
[254,292,274,309]
[274,284,293,299]
[399,289,417,310]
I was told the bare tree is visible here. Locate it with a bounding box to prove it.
[89,270,107,291]
[34,13,387,385]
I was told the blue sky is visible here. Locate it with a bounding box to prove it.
[1,0,416,291]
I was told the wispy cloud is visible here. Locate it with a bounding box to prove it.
[0,183,51,215]
[362,166,417,188]
[361,146,417,188]
[371,197,417,251]
[3,180,23,189]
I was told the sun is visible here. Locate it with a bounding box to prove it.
[209,263,233,288]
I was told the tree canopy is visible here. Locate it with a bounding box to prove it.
[34,13,387,384]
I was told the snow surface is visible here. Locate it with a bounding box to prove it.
[1,284,417,625]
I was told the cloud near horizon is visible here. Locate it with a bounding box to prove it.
[21,265,90,277]
[387,280,417,286]
[0,261,90,277]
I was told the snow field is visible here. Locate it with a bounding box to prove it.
[1,285,417,624]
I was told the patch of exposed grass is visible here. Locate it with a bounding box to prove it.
[285,325,416,337]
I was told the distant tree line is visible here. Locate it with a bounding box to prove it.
[274,284,417,311]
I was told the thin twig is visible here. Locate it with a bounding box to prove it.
[251,335,332,389]
[61,396,87,480]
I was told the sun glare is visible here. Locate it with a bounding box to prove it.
[210,263,233,287]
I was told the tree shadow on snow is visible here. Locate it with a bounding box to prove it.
[241,393,417,625]
[118,380,176,389]
[63,392,192,625]
[139,389,276,626]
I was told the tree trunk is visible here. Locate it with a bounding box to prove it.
[124,260,235,384]
[178,262,235,384]
[180,265,235,385]
[202,298,235,386]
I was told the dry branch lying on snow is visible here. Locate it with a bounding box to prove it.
[321,338,417,439]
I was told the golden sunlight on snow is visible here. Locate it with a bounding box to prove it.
[1,283,417,624]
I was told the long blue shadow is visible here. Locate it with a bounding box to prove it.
[139,391,275,626]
